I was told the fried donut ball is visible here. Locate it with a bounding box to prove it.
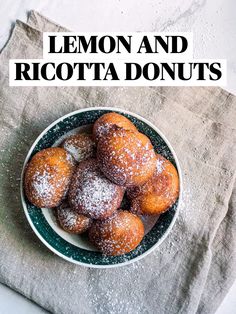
[61,133,95,163]
[93,112,137,142]
[68,159,124,220]
[89,210,144,256]
[128,154,179,215]
[56,202,91,234]
[97,128,157,186]
[24,147,75,208]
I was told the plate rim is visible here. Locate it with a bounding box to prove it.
[20,106,183,268]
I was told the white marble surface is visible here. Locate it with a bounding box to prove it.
[0,1,235,313]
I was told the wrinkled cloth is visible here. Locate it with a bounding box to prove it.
[0,11,235,314]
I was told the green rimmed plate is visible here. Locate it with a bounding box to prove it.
[20,107,182,268]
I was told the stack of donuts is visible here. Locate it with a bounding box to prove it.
[24,112,179,256]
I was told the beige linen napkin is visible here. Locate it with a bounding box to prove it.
[0,11,235,314]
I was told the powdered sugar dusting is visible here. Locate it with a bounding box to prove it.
[57,205,78,230]
[156,158,164,174]
[98,128,156,186]
[56,202,92,234]
[25,148,75,208]
[96,122,112,141]
[65,151,75,165]
[62,134,95,162]
[89,211,144,256]
[32,170,55,202]
[69,160,123,219]
[76,170,115,212]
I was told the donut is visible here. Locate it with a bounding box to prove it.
[89,210,144,256]
[56,202,91,234]
[61,133,95,163]
[68,159,124,220]
[93,112,137,142]
[128,154,179,215]
[24,147,75,208]
[97,128,157,186]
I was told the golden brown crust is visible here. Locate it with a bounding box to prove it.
[24,147,75,208]
[61,133,95,162]
[93,112,137,142]
[128,154,179,215]
[97,128,157,187]
[68,159,124,220]
[89,210,144,256]
[56,202,92,234]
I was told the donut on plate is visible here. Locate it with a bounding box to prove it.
[24,147,75,208]
[89,210,144,256]
[61,133,95,163]
[93,112,137,142]
[128,154,179,215]
[68,159,124,220]
[56,202,91,234]
[97,128,157,186]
